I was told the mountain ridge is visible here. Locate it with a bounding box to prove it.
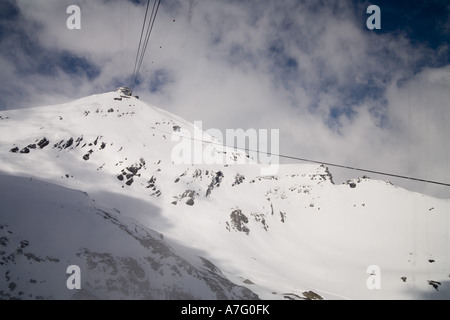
[0,90,448,299]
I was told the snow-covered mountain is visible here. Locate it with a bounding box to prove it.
[0,90,448,300]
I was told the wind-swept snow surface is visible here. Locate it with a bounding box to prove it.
[0,91,448,299]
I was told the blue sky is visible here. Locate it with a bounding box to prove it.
[371,0,449,50]
[0,0,449,197]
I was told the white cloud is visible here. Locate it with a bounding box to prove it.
[1,0,449,198]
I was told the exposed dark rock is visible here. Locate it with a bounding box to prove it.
[83,154,90,161]
[428,280,441,291]
[227,209,250,235]
[179,170,188,177]
[23,252,44,262]
[64,138,73,149]
[280,211,286,223]
[179,189,195,205]
[251,213,268,231]
[182,190,195,199]
[54,140,64,149]
[206,171,223,197]
[302,290,323,300]
[0,236,9,246]
[27,144,36,149]
[282,292,303,300]
[192,169,202,179]
[146,176,156,188]
[127,166,139,175]
[20,240,29,248]
[20,147,30,154]
[126,178,134,186]
[37,138,50,149]
[232,173,245,186]
[117,175,124,181]
[9,147,19,153]
[75,136,84,147]
[8,282,16,291]
[324,166,335,184]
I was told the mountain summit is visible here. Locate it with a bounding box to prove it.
[0,90,448,299]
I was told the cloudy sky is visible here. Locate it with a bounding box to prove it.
[0,0,449,198]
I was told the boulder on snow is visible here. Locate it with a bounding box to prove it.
[37,138,50,149]
[182,189,196,199]
[232,173,245,186]
[64,138,74,149]
[227,209,250,235]
[206,171,223,197]
[181,190,196,206]
[127,166,139,175]
[302,291,323,300]
[428,280,441,291]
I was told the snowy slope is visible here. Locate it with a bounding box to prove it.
[0,174,257,299]
[0,90,449,299]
